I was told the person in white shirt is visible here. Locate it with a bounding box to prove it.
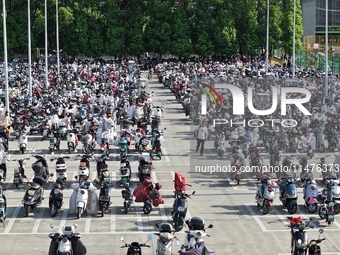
[194,120,209,156]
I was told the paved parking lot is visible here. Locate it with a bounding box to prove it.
[2,77,340,254]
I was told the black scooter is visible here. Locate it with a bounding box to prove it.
[22,182,44,217]
[307,229,326,255]
[121,184,134,214]
[99,181,112,217]
[12,158,29,188]
[120,235,151,255]
[49,182,63,217]
[287,216,315,254]
[138,157,152,183]
[172,187,195,232]
[96,155,109,184]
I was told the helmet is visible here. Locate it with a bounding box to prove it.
[310,180,316,185]
[267,180,272,185]
[320,157,325,163]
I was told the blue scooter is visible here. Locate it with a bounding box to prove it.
[279,177,298,214]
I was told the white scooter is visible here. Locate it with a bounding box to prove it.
[75,181,89,219]
[154,223,180,255]
[48,223,85,255]
[67,132,78,154]
[19,132,28,154]
[182,217,214,251]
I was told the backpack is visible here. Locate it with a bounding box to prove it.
[194,126,201,138]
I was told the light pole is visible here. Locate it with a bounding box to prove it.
[56,0,60,76]
[265,0,269,73]
[292,0,296,78]
[28,0,32,99]
[2,0,9,113]
[324,0,329,104]
[45,0,48,88]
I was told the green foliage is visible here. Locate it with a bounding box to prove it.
[281,0,303,56]
[0,0,304,59]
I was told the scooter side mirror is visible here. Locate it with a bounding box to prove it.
[319,229,324,234]
[208,224,213,228]
[73,223,78,228]
[120,236,124,242]
[50,224,54,229]
[74,176,78,180]
[192,191,196,195]
[147,235,152,241]
[155,223,160,228]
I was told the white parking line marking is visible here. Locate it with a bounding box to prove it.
[111,172,116,190]
[136,209,143,232]
[4,206,20,234]
[58,209,68,233]
[5,177,13,190]
[271,207,290,227]
[31,208,45,234]
[111,206,116,232]
[245,204,268,232]
[84,215,91,233]
[162,148,170,163]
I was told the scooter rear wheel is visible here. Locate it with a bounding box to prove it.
[307,203,318,214]
[263,204,270,215]
[288,203,298,214]
[318,207,325,219]
[24,205,28,217]
[101,205,105,217]
[143,204,152,214]
[318,144,325,153]
[124,203,128,214]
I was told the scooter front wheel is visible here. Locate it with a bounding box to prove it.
[21,147,25,154]
[77,207,82,219]
[50,204,58,217]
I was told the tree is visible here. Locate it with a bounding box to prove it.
[122,0,144,58]
[230,0,259,56]
[280,0,303,56]
[170,7,193,58]
[143,0,172,58]
[190,1,214,58]
[102,0,124,57]
[212,9,237,56]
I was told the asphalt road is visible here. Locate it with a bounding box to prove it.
[1,76,340,255]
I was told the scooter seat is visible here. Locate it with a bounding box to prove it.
[27,182,40,189]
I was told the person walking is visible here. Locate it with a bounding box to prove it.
[194,119,209,156]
